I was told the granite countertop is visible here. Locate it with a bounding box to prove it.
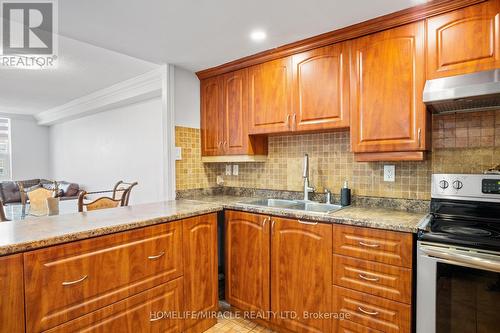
[0,195,428,257]
[186,194,428,233]
[0,200,222,256]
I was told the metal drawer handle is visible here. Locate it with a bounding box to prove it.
[148,251,165,260]
[358,274,380,282]
[298,220,318,225]
[358,307,379,316]
[359,241,380,248]
[62,275,88,286]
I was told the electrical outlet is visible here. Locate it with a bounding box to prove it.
[225,165,232,176]
[232,164,239,176]
[174,147,182,161]
[384,165,396,182]
[216,176,224,185]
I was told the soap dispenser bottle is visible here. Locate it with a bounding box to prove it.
[340,180,351,206]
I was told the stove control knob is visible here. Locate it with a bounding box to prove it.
[439,180,449,189]
[453,180,463,190]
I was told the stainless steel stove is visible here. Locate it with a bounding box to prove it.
[417,174,500,333]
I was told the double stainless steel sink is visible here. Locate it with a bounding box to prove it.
[243,198,343,214]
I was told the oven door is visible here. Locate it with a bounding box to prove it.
[417,241,500,333]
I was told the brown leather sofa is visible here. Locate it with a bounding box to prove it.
[0,179,81,204]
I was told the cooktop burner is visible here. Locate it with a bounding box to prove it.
[440,226,493,237]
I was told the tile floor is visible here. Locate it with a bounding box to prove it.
[203,301,275,333]
[203,316,274,333]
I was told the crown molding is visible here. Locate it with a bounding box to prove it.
[35,68,162,125]
[196,0,486,79]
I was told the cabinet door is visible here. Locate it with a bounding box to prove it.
[248,57,292,134]
[292,43,350,132]
[427,0,500,79]
[222,69,249,154]
[201,76,223,156]
[0,254,24,333]
[225,211,270,314]
[183,214,218,332]
[271,217,332,333]
[350,22,427,153]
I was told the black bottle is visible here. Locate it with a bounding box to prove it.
[340,180,351,206]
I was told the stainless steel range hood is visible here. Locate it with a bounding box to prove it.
[423,69,500,114]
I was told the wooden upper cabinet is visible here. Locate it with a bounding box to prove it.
[271,218,332,333]
[292,43,350,131]
[201,76,223,156]
[350,21,427,157]
[249,57,293,134]
[427,0,500,79]
[201,71,267,157]
[223,69,248,154]
[225,211,270,314]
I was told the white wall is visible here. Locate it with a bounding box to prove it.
[7,115,50,180]
[49,97,164,204]
[174,66,200,128]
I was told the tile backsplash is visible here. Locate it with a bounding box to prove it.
[176,110,500,200]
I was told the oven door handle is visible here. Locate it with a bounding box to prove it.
[420,244,500,273]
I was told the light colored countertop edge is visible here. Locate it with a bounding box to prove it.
[0,200,223,257]
[0,197,427,257]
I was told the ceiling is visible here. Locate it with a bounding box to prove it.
[0,0,426,115]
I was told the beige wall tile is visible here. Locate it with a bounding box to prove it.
[176,110,500,200]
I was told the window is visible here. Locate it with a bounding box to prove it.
[0,118,12,181]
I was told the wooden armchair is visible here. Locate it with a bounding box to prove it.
[78,187,132,212]
[112,181,138,206]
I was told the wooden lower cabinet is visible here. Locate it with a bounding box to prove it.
[0,254,25,333]
[45,278,184,333]
[332,286,411,333]
[225,211,270,314]
[183,214,219,332]
[225,211,333,333]
[24,221,184,332]
[21,213,218,333]
[271,217,332,333]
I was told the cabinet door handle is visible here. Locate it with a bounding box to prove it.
[271,220,275,234]
[62,275,88,286]
[292,114,296,129]
[262,217,269,228]
[358,307,379,316]
[359,241,380,248]
[358,274,380,282]
[224,141,227,147]
[286,114,291,129]
[418,128,422,147]
[148,251,165,260]
[298,219,318,225]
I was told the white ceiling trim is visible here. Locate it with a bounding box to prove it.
[35,68,163,126]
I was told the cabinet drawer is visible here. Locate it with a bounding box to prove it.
[24,221,183,333]
[332,224,413,268]
[332,286,411,333]
[45,278,184,333]
[333,255,412,304]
